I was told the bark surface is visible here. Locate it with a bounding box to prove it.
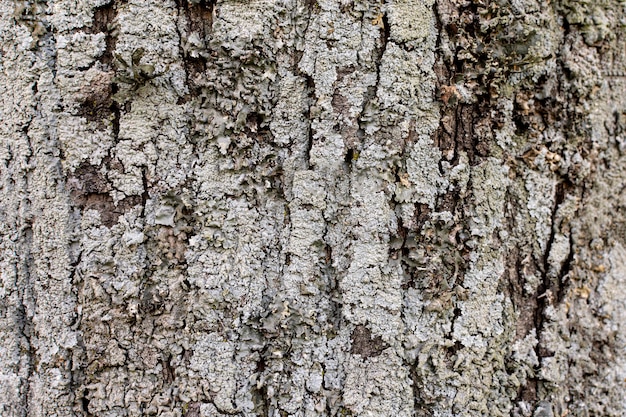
[1,0,626,416]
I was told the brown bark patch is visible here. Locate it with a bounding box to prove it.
[183,402,201,417]
[67,163,142,227]
[75,71,115,126]
[350,325,388,358]
[176,0,214,36]
[87,1,124,66]
[79,1,124,127]
[176,0,215,99]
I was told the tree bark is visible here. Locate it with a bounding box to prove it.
[2,0,626,416]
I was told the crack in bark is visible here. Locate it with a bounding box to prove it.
[79,1,123,129]
[303,73,315,168]
[538,180,571,309]
[80,388,94,416]
[174,0,214,102]
[17,225,34,417]
[88,2,123,66]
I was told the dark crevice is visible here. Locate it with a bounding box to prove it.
[446,339,463,359]
[344,148,354,167]
[174,0,215,34]
[304,74,315,168]
[432,0,461,165]
[78,1,122,127]
[540,179,573,304]
[445,305,463,357]
[305,126,315,168]
[533,180,575,369]
[436,189,459,214]
[174,0,215,101]
[432,0,555,166]
[140,167,149,217]
[81,389,93,416]
[88,2,122,67]
[434,89,490,166]
[381,12,390,48]
[174,2,193,103]
[304,0,319,10]
[16,225,34,417]
[409,364,433,416]
[162,354,175,385]
[304,73,315,95]
[110,83,121,139]
[68,250,83,286]
[393,218,412,291]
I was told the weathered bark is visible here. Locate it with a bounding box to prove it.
[2,0,626,416]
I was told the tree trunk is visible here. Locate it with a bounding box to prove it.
[2,0,626,416]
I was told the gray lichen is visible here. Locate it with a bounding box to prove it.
[2,0,626,416]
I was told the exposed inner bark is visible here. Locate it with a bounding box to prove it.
[67,163,142,227]
[350,325,388,358]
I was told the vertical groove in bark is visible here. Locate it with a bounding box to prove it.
[175,0,214,101]
[18,226,34,417]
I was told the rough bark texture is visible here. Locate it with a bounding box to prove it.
[1,0,626,416]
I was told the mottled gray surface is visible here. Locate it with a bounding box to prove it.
[1,0,626,416]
